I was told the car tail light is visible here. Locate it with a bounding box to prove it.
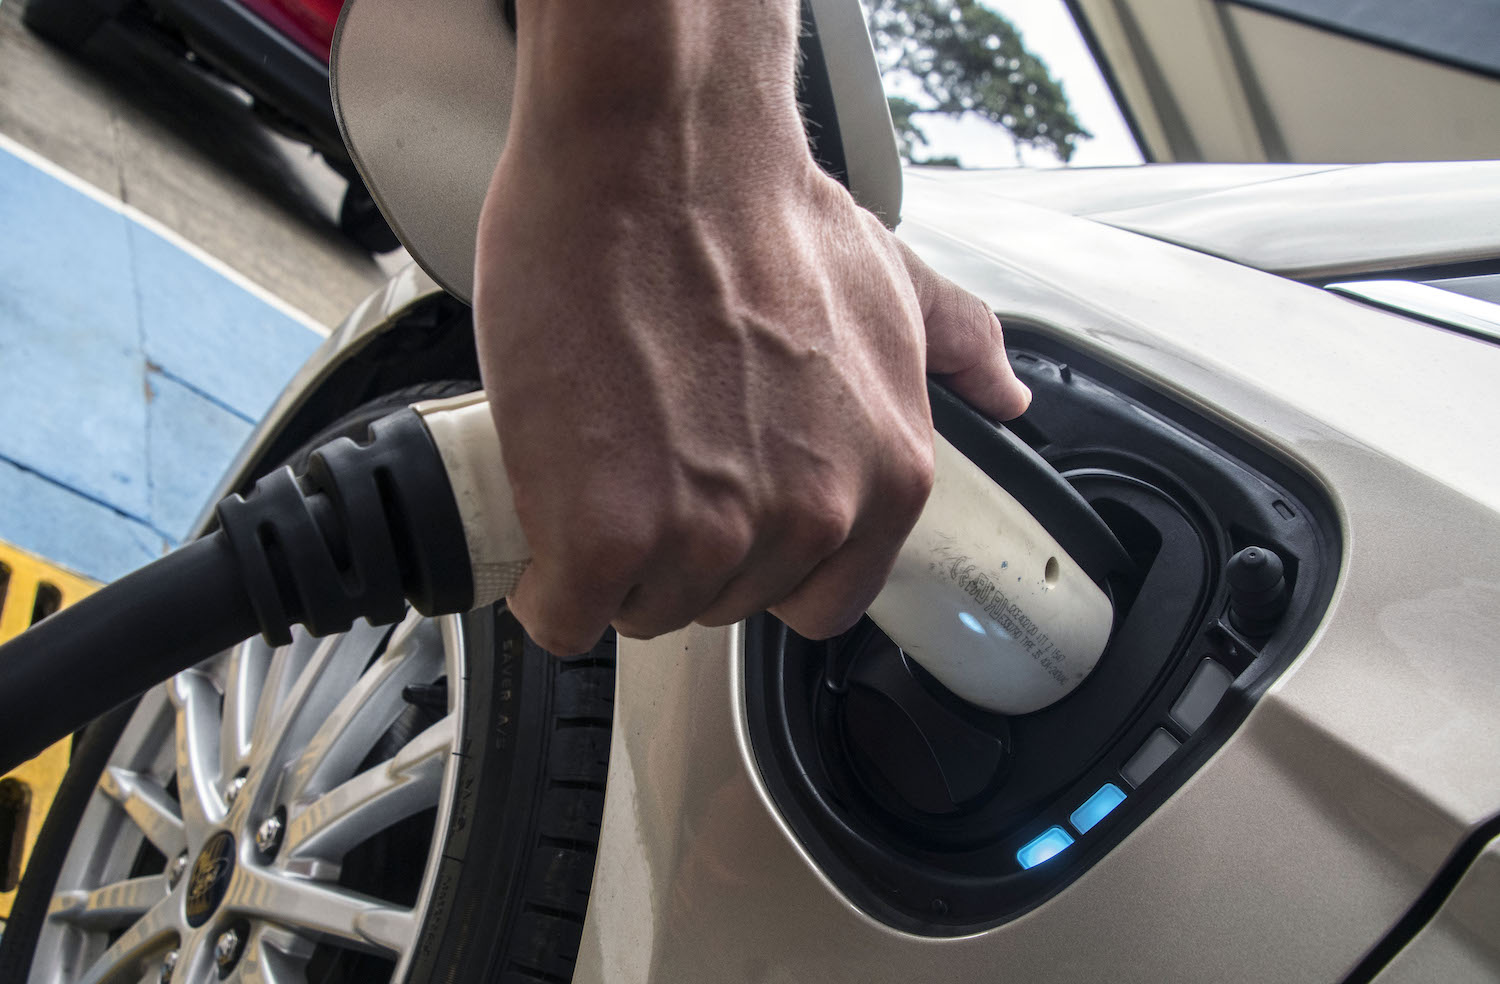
[238,0,346,63]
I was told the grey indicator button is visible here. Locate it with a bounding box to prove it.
[1122,729,1181,788]
[1169,658,1235,734]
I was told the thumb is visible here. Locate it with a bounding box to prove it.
[895,238,1032,421]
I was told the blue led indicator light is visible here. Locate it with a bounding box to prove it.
[958,611,984,634]
[1070,783,1127,834]
[1016,826,1075,869]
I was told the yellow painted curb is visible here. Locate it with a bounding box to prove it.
[0,542,98,921]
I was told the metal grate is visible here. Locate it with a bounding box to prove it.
[0,542,98,921]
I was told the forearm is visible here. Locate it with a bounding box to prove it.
[506,0,814,197]
[476,0,1030,654]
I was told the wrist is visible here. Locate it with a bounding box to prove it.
[505,0,814,192]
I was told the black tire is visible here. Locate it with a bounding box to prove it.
[20,0,107,50]
[0,706,135,983]
[0,382,616,984]
[339,181,403,254]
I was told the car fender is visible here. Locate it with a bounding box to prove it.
[188,263,456,535]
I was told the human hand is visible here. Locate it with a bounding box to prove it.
[473,1,1029,654]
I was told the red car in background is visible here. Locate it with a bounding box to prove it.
[21,0,399,252]
[234,0,343,62]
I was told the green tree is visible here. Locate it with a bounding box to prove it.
[866,0,1090,165]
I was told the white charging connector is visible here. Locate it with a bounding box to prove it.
[415,392,1112,715]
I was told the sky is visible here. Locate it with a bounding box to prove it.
[887,0,1144,168]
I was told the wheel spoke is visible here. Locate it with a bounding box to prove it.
[226,868,416,957]
[227,926,313,984]
[282,613,444,802]
[98,767,186,858]
[168,919,223,984]
[220,640,272,780]
[69,896,177,984]
[284,715,454,861]
[246,631,319,758]
[30,606,467,983]
[169,670,224,837]
[49,876,167,930]
[248,621,390,796]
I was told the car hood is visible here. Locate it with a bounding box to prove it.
[907,160,1500,280]
[900,169,1500,515]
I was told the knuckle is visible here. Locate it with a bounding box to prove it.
[773,541,903,642]
[612,580,700,642]
[613,606,690,641]
[697,579,776,628]
[784,490,856,556]
[694,605,745,629]
[567,519,656,585]
[774,597,865,641]
[894,442,936,514]
[967,292,1000,335]
[678,513,755,576]
[933,281,993,348]
[609,617,658,642]
[526,623,597,657]
[864,435,934,532]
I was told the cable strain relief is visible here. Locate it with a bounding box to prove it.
[316,408,474,617]
[215,469,314,645]
[215,407,475,644]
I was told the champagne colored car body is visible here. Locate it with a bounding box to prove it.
[171,0,1500,979]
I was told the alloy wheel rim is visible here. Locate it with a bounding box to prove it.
[29,609,467,984]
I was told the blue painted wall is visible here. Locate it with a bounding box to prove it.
[0,147,323,581]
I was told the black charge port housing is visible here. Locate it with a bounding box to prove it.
[744,325,1340,934]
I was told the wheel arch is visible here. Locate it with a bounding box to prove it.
[189,270,478,535]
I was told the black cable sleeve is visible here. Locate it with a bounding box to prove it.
[0,407,475,776]
[0,532,258,774]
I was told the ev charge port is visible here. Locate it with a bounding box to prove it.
[743,331,1339,934]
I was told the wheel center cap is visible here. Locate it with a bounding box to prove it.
[185,831,235,927]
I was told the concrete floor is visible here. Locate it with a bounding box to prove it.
[0,0,404,327]
[1,139,327,577]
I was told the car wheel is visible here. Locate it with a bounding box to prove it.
[20,0,107,51]
[0,383,616,984]
[339,182,403,254]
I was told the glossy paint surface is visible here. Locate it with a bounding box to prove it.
[1086,160,1500,278]
[912,161,1500,281]
[188,170,1500,981]
[566,182,1500,981]
[1373,835,1500,982]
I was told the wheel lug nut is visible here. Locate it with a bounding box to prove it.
[159,948,178,983]
[255,813,284,856]
[166,851,189,888]
[214,928,243,971]
[224,772,248,806]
